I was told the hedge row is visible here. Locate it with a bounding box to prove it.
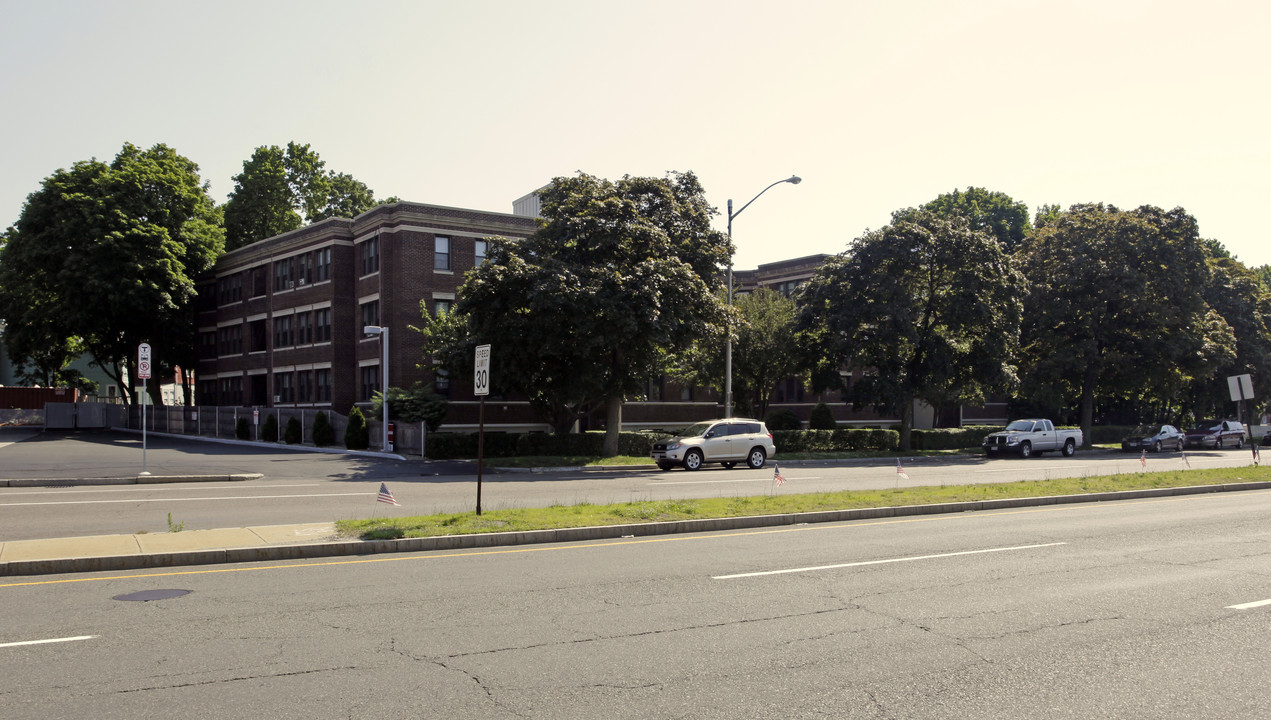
[424,430,672,459]
[907,426,1004,451]
[772,428,899,453]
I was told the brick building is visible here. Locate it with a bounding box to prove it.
[194,202,538,426]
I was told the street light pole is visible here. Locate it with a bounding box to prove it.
[363,325,389,451]
[724,175,801,418]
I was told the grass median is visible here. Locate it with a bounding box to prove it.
[337,463,1271,541]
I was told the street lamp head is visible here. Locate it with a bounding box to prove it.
[363,325,383,336]
[787,175,802,185]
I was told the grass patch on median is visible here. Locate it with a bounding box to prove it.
[338,464,1271,540]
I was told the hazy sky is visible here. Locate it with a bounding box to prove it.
[2,0,1268,270]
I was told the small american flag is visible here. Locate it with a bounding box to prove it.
[1140,450,1147,468]
[1181,452,1191,468]
[773,464,786,486]
[377,483,400,506]
[896,459,909,480]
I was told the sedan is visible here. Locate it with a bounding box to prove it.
[1120,424,1184,453]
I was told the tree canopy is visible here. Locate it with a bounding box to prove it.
[919,187,1033,253]
[0,143,224,405]
[222,142,387,250]
[797,208,1025,450]
[421,171,730,454]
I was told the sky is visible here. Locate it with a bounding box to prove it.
[2,0,1268,271]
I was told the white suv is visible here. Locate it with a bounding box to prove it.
[651,419,777,471]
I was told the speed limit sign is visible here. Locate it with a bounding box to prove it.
[474,344,490,396]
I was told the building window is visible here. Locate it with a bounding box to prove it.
[249,320,267,352]
[219,377,243,406]
[198,379,217,404]
[218,326,242,355]
[434,299,452,316]
[360,300,379,329]
[200,331,217,356]
[217,274,242,304]
[273,316,293,348]
[251,267,267,297]
[434,367,450,394]
[296,370,313,403]
[274,258,294,291]
[275,372,294,403]
[296,253,313,286]
[295,311,312,345]
[314,247,331,282]
[474,239,487,265]
[315,369,332,402]
[435,236,450,270]
[360,237,379,276]
[360,365,380,402]
[314,308,332,343]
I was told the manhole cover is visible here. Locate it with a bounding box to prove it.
[113,589,192,602]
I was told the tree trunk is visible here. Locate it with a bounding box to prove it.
[603,395,622,457]
[1080,367,1097,448]
[899,394,913,451]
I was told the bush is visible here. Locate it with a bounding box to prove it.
[235,417,250,440]
[312,411,334,447]
[909,426,1002,451]
[422,430,672,460]
[772,428,898,453]
[765,409,802,431]
[808,401,837,430]
[284,416,302,444]
[262,413,278,442]
[372,383,449,432]
[344,406,370,450]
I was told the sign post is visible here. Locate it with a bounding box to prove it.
[474,344,490,515]
[138,343,152,475]
[1227,374,1256,442]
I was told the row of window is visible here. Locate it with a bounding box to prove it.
[208,309,334,356]
[275,369,334,404]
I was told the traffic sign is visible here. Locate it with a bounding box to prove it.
[138,343,152,379]
[474,344,490,396]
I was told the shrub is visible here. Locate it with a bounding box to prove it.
[372,383,448,432]
[312,411,334,447]
[765,409,802,431]
[262,413,278,442]
[808,401,837,430]
[235,417,250,440]
[344,406,370,450]
[284,416,302,444]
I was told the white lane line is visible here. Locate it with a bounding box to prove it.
[651,477,820,486]
[0,635,98,648]
[0,483,323,496]
[713,542,1067,579]
[1226,598,1271,610]
[0,493,372,507]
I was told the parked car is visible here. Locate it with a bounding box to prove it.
[651,419,776,471]
[1121,424,1185,453]
[1183,419,1246,449]
[982,419,1082,458]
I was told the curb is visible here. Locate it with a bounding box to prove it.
[5,480,1268,577]
[0,474,263,488]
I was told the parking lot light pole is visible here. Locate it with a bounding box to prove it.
[725,175,801,418]
[363,325,389,451]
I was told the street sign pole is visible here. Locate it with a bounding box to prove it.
[138,343,152,475]
[474,344,491,516]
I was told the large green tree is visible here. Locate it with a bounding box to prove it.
[0,143,224,406]
[222,142,388,250]
[921,186,1033,252]
[422,171,731,455]
[1016,204,1230,441]
[797,208,1025,450]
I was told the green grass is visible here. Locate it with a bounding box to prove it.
[338,463,1271,541]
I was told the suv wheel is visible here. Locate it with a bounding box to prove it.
[683,449,704,471]
[746,447,767,469]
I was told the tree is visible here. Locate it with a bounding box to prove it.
[1185,249,1271,420]
[426,172,731,455]
[371,383,449,432]
[0,143,224,407]
[1016,204,1228,442]
[797,209,1025,451]
[223,142,387,250]
[669,288,798,419]
[920,187,1033,253]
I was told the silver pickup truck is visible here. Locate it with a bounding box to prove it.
[982,419,1082,458]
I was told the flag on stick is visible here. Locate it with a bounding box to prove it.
[377,483,400,506]
[1181,452,1191,468]
[773,464,786,487]
[1140,450,1147,468]
[896,459,909,480]
[1253,442,1261,466]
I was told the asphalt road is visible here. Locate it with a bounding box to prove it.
[1,428,1265,541]
[3,487,1269,718]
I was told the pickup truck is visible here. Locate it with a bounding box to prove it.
[982,419,1082,458]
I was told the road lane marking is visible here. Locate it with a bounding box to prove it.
[1226,598,1271,610]
[0,483,323,496]
[650,478,820,486]
[711,542,1067,579]
[0,492,372,507]
[0,635,97,648]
